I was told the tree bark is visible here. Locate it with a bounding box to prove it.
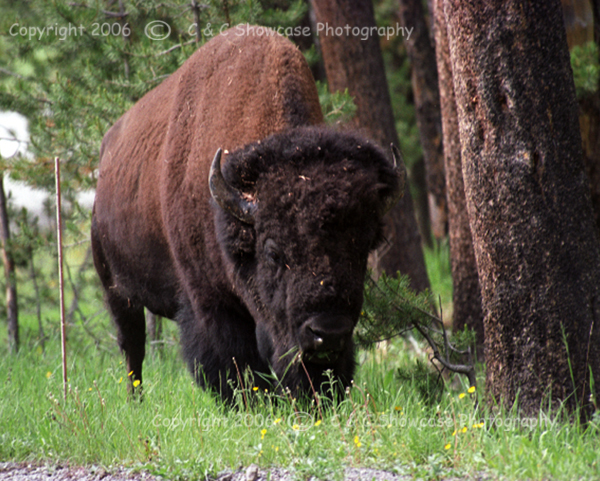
[397,0,447,241]
[578,0,600,233]
[593,0,600,45]
[0,175,19,353]
[146,311,163,352]
[432,0,484,357]
[28,247,45,349]
[562,0,594,48]
[311,0,429,291]
[444,0,600,415]
[66,246,93,325]
[579,96,600,231]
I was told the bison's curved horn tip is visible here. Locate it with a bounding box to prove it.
[390,143,406,188]
[379,144,406,215]
[209,148,256,225]
[390,143,402,169]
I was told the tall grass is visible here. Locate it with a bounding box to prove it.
[2,320,599,480]
[423,240,453,323]
[1,243,599,480]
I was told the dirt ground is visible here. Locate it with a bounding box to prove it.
[0,462,421,481]
[0,462,495,480]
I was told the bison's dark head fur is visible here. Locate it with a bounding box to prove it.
[210,126,403,396]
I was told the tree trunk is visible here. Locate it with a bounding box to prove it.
[578,0,600,233]
[579,96,600,231]
[397,0,447,241]
[593,0,600,45]
[66,246,92,325]
[562,0,594,48]
[432,0,484,358]
[28,247,45,349]
[411,157,433,249]
[146,310,163,352]
[0,175,19,353]
[444,0,600,415]
[311,0,429,291]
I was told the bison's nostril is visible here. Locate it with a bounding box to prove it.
[307,326,347,353]
[308,327,327,350]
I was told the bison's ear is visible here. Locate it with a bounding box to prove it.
[209,148,257,224]
[380,144,406,215]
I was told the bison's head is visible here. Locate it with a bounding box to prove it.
[210,127,404,395]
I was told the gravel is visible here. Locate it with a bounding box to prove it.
[1,462,491,481]
[0,463,157,481]
[0,463,415,481]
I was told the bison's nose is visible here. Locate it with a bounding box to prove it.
[299,315,354,365]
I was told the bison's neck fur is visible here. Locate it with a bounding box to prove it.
[92,27,398,401]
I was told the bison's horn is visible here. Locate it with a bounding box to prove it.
[381,144,407,215]
[209,148,256,224]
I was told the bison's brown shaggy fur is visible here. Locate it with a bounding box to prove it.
[92,27,402,399]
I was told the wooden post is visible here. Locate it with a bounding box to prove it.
[55,157,67,400]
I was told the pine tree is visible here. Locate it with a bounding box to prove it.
[0,0,307,347]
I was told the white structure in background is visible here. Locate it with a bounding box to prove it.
[0,111,95,226]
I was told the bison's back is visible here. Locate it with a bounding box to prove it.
[93,27,323,318]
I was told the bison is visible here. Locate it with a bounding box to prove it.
[92,25,404,399]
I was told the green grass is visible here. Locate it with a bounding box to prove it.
[423,240,453,323]
[2,244,600,480]
[2,321,600,480]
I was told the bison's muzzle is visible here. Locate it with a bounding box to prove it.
[299,314,354,365]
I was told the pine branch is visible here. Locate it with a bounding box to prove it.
[357,274,476,388]
[0,68,27,80]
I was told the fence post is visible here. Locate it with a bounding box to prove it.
[55,157,67,401]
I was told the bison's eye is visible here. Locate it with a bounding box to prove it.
[264,239,284,268]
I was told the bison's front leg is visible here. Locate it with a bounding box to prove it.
[177,300,269,400]
[106,291,146,397]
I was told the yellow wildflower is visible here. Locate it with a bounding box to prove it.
[274,418,282,425]
[314,420,322,427]
[354,435,362,448]
[292,424,299,431]
[468,386,476,394]
[252,386,259,392]
[458,392,466,399]
[444,443,452,450]
[46,371,52,379]
[461,426,467,433]
[133,379,141,388]
[260,429,267,439]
